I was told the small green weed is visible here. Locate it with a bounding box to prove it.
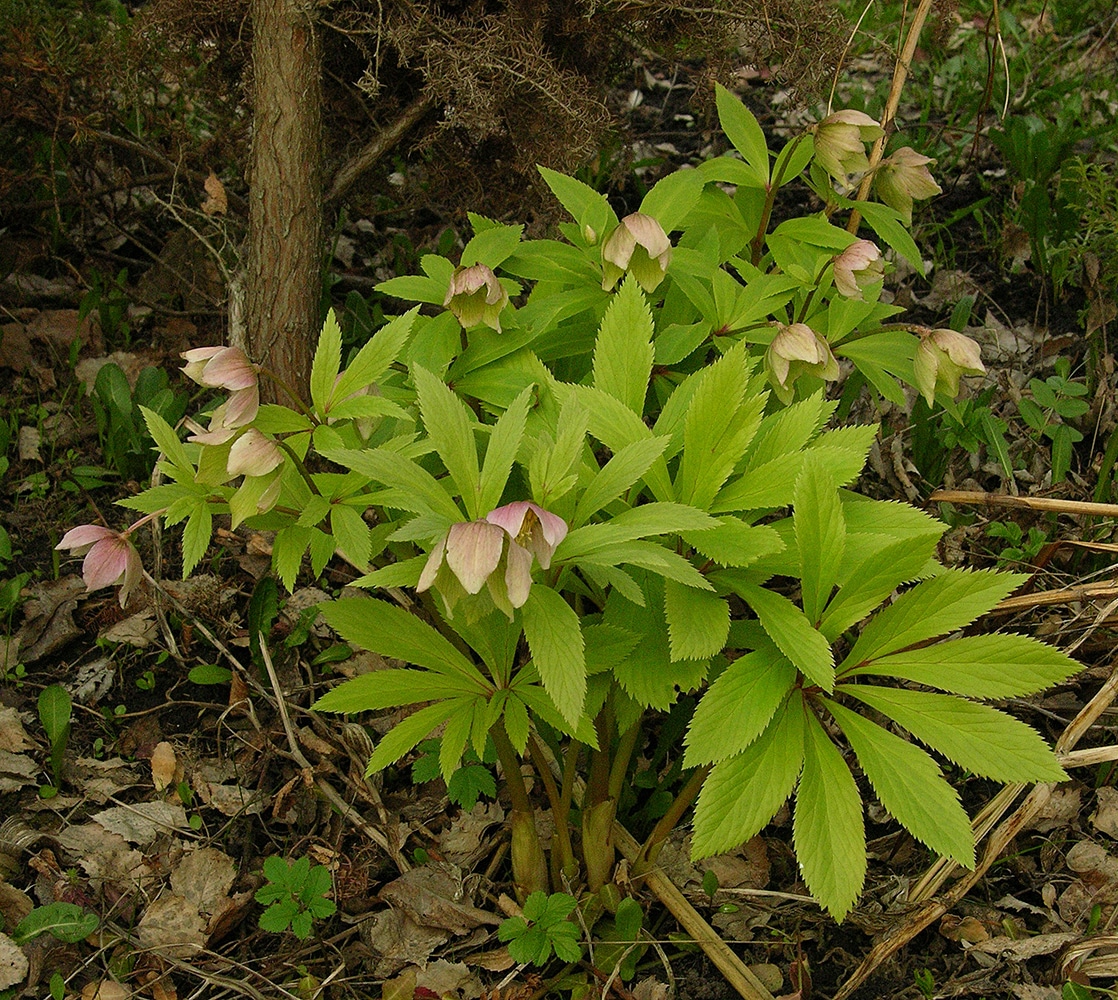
[255,856,336,940]
[498,891,583,966]
[412,737,498,811]
[985,520,1049,569]
[37,684,71,797]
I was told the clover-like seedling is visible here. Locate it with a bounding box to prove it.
[255,856,336,940]
[497,891,582,966]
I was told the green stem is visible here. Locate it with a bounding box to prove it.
[273,437,321,496]
[631,764,711,877]
[492,719,549,897]
[607,719,642,803]
[749,134,806,267]
[490,718,532,816]
[528,733,576,880]
[257,366,318,423]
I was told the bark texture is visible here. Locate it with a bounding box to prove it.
[246,0,323,399]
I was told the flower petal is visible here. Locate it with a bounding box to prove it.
[504,541,534,608]
[445,520,505,594]
[417,534,448,593]
[82,537,133,592]
[486,501,530,537]
[57,524,115,552]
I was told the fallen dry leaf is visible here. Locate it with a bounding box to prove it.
[82,980,131,1000]
[0,931,28,990]
[361,908,450,979]
[0,708,34,754]
[14,576,87,665]
[1092,787,1118,839]
[91,802,188,846]
[57,824,154,889]
[170,847,235,916]
[17,426,41,462]
[0,751,37,794]
[201,171,227,216]
[378,865,499,935]
[0,884,33,933]
[138,894,207,959]
[100,610,158,648]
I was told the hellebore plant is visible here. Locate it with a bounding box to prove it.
[68,87,1076,924]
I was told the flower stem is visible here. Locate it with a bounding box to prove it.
[631,764,711,877]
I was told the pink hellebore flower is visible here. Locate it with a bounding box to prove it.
[874,147,942,225]
[181,346,261,430]
[766,323,840,403]
[418,520,506,597]
[812,110,885,184]
[601,213,673,294]
[227,428,284,477]
[913,328,985,405]
[833,240,884,299]
[181,346,258,390]
[486,501,569,608]
[56,525,143,608]
[444,264,510,332]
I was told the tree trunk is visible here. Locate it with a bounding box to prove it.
[245,0,323,400]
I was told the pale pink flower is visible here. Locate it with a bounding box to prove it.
[486,501,569,609]
[812,110,885,184]
[874,147,942,224]
[444,264,510,332]
[181,346,258,390]
[766,323,840,403]
[601,213,672,293]
[913,328,985,405]
[56,525,143,608]
[418,520,506,596]
[833,240,884,299]
[227,429,284,477]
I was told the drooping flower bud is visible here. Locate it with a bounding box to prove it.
[418,519,506,599]
[765,323,840,403]
[444,264,510,332]
[601,213,672,293]
[181,346,260,428]
[874,147,942,224]
[812,110,885,184]
[913,328,985,405]
[227,428,284,477]
[56,524,143,608]
[833,240,884,299]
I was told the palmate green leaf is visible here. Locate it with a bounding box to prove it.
[538,166,617,238]
[727,580,833,691]
[332,307,418,403]
[841,569,1027,669]
[714,83,769,186]
[593,276,655,416]
[461,223,524,268]
[572,437,671,527]
[413,365,481,517]
[684,644,797,767]
[181,503,212,577]
[845,685,1068,784]
[478,385,533,514]
[438,698,478,782]
[555,384,673,501]
[794,456,843,625]
[320,597,490,687]
[330,504,371,568]
[819,535,937,642]
[272,524,312,591]
[313,669,477,714]
[311,309,343,418]
[849,633,1082,698]
[793,711,866,921]
[560,503,717,558]
[320,446,463,522]
[511,677,598,745]
[682,519,784,569]
[579,539,713,591]
[824,697,975,867]
[664,579,729,662]
[691,690,804,858]
[139,406,192,479]
[366,699,467,774]
[605,573,708,710]
[678,344,764,510]
[521,586,586,727]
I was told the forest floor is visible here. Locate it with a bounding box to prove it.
[3,10,1118,1000]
